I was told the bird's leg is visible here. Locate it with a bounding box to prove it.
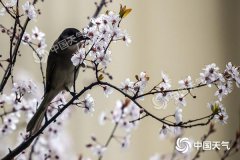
[65,86,76,96]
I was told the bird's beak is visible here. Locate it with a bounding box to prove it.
[76,34,90,42]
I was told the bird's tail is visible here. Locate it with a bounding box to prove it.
[26,90,57,135]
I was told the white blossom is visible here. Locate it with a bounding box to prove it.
[78,11,131,70]
[175,108,183,124]
[171,126,182,136]
[95,50,111,67]
[83,25,99,42]
[208,101,229,125]
[99,112,107,125]
[174,93,187,107]
[225,62,240,87]
[89,41,105,57]
[22,1,37,19]
[122,30,132,45]
[35,39,48,59]
[178,76,193,88]
[22,32,31,44]
[214,111,228,125]
[1,113,20,134]
[83,94,95,113]
[112,100,123,123]
[12,79,37,96]
[159,125,170,139]
[120,78,134,93]
[158,72,171,91]
[215,102,228,125]
[225,81,233,94]
[112,100,140,132]
[200,63,223,86]
[102,85,113,97]
[91,144,106,157]
[71,48,86,66]
[5,0,17,7]
[120,134,131,149]
[32,27,45,41]
[214,85,228,101]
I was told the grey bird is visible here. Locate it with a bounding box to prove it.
[26,28,89,135]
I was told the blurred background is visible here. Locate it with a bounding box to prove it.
[0,0,240,159]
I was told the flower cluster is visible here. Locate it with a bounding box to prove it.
[71,10,131,69]
[86,135,107,157]
[152,62,240,109]
[159,124,182,139]
[0,0,16,17]
[153,72,172,109]
[3,92,71,160]
[100,99,141,132]
[16,130,72,160]
[0,80,39,134]
[0,1,37,19]
[0,94,37,135]
[12,80,37,97]
[120,72,149,98]
[86,98,141,157]
[0,82,65,136]
[225,62,240,87]
[22,26,47,58]
[22,1,37,19]
[208,101,228,125]
[72,94,95,114]
[43,92,70,135]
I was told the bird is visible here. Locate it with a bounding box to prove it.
[26,28,89,135]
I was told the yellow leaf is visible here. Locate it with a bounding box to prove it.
[98,74,104,81]
[122,8,132,18]
[212,103,219,114]
[119,4,132,18]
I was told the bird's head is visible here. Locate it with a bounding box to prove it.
[59,28,90,46]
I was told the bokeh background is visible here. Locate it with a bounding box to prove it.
[0,0,240,159]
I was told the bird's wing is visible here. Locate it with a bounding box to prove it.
[45,52,56,93]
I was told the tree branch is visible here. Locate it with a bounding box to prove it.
[1,81,99,160]
[98,122,118,160]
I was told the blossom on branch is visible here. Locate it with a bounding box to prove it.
[178,76,193,88]
[22,1,37,20]
[32,27,45,41]
[71,48,86,66]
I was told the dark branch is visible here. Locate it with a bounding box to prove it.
[1,81,99,160]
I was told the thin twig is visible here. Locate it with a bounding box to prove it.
[192,123,216,160]
[98,123,118,160]
[28,43,46,90]
[0,18,30,93]
[28,136,40,160]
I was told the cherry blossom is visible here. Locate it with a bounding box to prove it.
[175,108,183,124]
[83,94,95,114]
[22,1,37,20]
[22,32,31,44]
[178,76,193,88]
[102,85,113,97]
[32,27,45,41]
[71,48,86,66]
